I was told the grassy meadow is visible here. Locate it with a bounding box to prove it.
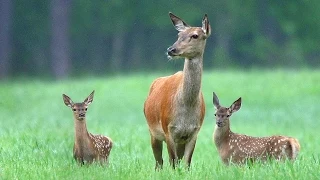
[0,69,320,179]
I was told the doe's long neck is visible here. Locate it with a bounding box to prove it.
[180,55,204,105]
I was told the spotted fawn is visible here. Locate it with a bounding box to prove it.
[212,92,300,165]
[63,91,112,165]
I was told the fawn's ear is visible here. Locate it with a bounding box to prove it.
[213,92,221,109]
[84,90,95,105]
[202,14,211,37]
[230,97,241,113]
[169,12,190,32]
[63,94,74,107]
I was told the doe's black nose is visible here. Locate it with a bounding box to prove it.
[167,46,176,55]
[181,135,189,140]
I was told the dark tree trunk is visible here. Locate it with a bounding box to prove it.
[50,0,72,79]
[90,34,106,75]
[111,30,125,72]
[127,23,144,71]
[0,0,13,79]
[213,8,233,66]
[32,45,48,75]
[258,0,285,44]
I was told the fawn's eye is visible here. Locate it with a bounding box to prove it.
[73,109,76,111]
[227,115,230,117]
[85,108,87,111]
[191,34,198,39]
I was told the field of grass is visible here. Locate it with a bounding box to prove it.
[0,69,320,179]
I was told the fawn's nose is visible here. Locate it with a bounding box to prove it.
[79,113,85,117]
[167,46,177,56]
[217,121,223,127]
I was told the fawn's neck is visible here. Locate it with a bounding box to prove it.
[74,118,90,143]
[214,121,232,148]
[179,56,203,104]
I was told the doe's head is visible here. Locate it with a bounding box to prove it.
[62,91,95,120]
[213,92,241,128]
[167,12,211,60]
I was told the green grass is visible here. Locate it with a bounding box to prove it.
[0,69,320,179]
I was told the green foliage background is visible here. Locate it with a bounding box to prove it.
[3,0,320,78]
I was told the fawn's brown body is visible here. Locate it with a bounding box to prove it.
[212,92,300,165]
[63,91,112,164]
[144,12,211,169]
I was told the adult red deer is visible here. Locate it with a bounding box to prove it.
[212,92,300,165]
[144,12,211,169]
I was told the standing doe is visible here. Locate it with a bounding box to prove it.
[63,91,112,165]
[212,92,300,165]
[144,12,211,169]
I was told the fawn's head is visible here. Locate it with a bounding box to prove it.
[63,91,95,121]
[213,92,241,128]
[167,12,211,60]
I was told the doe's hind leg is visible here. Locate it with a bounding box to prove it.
[151,136,163,170]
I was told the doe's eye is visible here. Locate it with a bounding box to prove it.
[227,115,230,117]
[73,109,76,111]
[191,34,198,39]
[85,108,88,111]
[214,114,216,116]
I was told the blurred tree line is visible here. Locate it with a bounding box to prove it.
[0,0,319,79]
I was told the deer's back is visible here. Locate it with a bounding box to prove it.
[144,71,205,141]
[218,133,300,164]
[144,72,182,137]
[90,133,113,159]
[73,133,112,163]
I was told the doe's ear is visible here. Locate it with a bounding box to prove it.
[230,97,241,113]
[212,92,220,109]
[84,90,95,105]
[63,94,73,107]
[169,12,190,32]
[202,14,211,37]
